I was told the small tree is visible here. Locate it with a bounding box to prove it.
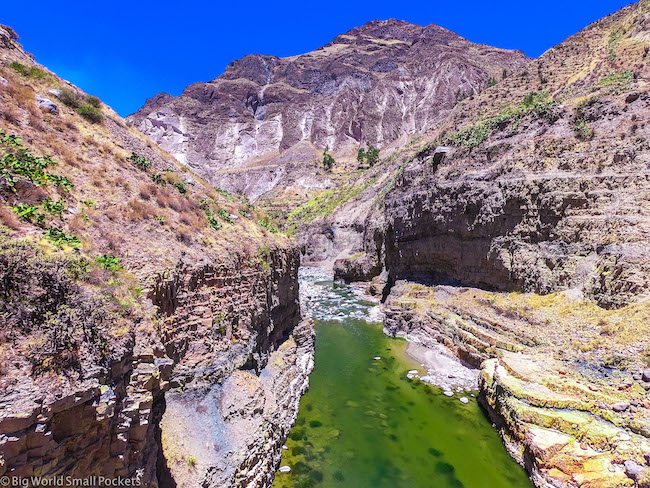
[357,147,366,163]
[322,148,334,171]
[365,145,380,166]
[502,68,508,80]
[486,77,497,88]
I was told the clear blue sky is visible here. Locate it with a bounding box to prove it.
[2,0,634,117]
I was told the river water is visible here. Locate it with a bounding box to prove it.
[271,268,533,488]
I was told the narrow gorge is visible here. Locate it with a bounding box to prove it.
[2,1,650,488]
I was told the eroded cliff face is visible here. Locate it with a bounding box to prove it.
[127,19,528,198]
[0,249,312,487]
[0,28,313,488]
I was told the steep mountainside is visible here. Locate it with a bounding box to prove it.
[0,26,313,487]
[127,19,528,199]
[336,0,650,308]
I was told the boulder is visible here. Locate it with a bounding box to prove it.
[36,95,58,115]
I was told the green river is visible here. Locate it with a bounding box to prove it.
[271,269,533,488]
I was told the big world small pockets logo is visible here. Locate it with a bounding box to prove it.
[0,476,143,487]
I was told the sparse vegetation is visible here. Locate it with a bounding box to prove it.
[57,88,80,109]
[9,61,48,81]
[76,104,103,123]
[172,181,188,195]
[322,148,334,171]
[95,254,120,271]
[259,216,278,233]
[128,152,152,171]
[598,70,632,87]
[0,230,118,374]
[45,226,79,248]
[216,208,233,224]
[446,91,556,149]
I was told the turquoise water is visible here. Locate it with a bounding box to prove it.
[272,273,533,488]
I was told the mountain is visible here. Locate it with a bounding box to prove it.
[0,25,312,487]
[127,19,528,198]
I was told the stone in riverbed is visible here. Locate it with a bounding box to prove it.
[279,466,291,473]
[374,357,381,360]
[459,397,469,404]
[612,402,630,412]
[443,390,453,397]
[642,369,650,382]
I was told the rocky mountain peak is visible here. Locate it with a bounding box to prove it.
[331,18,462,46]
[128,20,529,196]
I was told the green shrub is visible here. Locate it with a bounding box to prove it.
[0,130,22,147]
[48,174,73,191]
[365,145,380,166]
[95,254,120,270]
[81,199,94,208]
[128,152,151,171]
[13,203,44,225]
[214,187,233,199]
[9,61,47,80]
[216,208,233,224]
[57,88,80,108]
[172,181,187,195]
[1,149,57,186]
[151,173,166,186]
[85,95,102,108]
[45,226,79,248]
[206,213,221,230]
[76,104,103,123]
[42,198,66,217]
[357,145,380,166]
[259,216,278,233]
[486,77,497,88]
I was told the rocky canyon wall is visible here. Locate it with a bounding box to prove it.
[0,249,313,488]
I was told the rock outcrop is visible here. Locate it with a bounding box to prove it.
[128,19,528,198]
[384,281,650,488]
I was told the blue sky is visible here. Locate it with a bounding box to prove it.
[2,0,634,116]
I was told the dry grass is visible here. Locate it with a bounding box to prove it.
[127,199,156,222]
[0,207,21,230]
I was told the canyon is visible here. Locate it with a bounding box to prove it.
[1,1,650,488]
